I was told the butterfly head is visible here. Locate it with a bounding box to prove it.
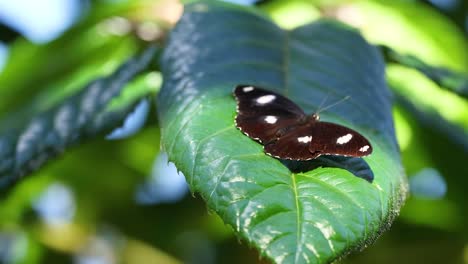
[311,113,320,121]
[305,113,320,124]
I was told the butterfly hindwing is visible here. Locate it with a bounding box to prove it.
[234,85,305,143]
[264,122,372,160]
[309,122,372,157]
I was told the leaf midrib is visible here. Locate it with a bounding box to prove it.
[291,174,304,263]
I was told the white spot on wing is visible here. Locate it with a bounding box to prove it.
[264,116,277,124]
[242,86,254,92]
[256,95,276,104]
[359,145,370,152]
[297,136,312,143]
[336,133,353,145]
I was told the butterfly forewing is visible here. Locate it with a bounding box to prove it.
[309,122,373,157]
[234,85,305,143]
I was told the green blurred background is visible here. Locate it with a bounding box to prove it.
[0,0,467,263]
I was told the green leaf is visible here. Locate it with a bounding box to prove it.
[381,46,468,99]
[0,46,158,192]
[394,93,468,153]
[350,0,468,72]
[386,65,468,140]
[157,2,406,263]
[0,0,166,116]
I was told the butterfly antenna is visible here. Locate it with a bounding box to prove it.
[315,94,329,113]
[316,95,351,114]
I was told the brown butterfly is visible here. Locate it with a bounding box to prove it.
[233,85,373,161]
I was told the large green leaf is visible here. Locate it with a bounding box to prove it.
[0,46,158,191]
[157,2,406,263]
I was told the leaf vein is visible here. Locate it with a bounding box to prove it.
[291,174,305,263]
[296,173,364,211]
[190,125,235,187]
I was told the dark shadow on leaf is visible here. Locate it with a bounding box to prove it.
[281,156,374,183]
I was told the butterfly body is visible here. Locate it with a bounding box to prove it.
[233,85,373,161]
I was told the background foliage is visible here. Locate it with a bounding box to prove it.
[0,0,467,263]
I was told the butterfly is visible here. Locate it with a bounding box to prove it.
[233,85,373,160]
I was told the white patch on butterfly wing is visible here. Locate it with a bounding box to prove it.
[256,95,276,104]
[264,115,277,124]
[359,145,370,152]
[297,136,312,143]
[242,86,254,92]
[336,133,353,145]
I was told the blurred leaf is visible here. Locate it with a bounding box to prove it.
[0,46,158,192]
[0,26,137,114]
[394,93,468,153]
[259,0,468,73]
[0,0,176,116]
[350,0,468,72]
[391,99,468,235]
[392,107,412,151]
[400,198,461,231]
[0,23,20,43]
[0,230,43,264]
[382,46,468,99]
[123,239,182,264]
[0,121,161,223]
[391,105,436,178]
[260,0,321,29]
[387,65,468,143]
[158,2,406,263]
